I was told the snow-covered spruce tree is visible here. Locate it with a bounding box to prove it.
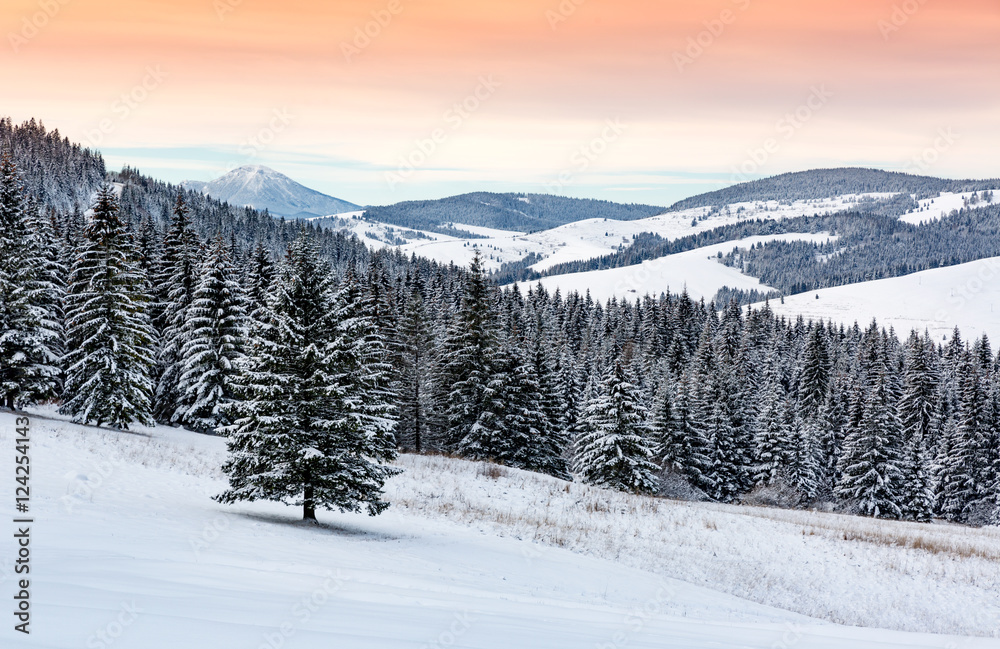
[154,193,202,421]
[897,331,938,521]
[515,310,571,479]
[460,341,514,462]
[787,414,821,502]
[937,354,992,523]
[244,242,275,319]
[507,340,571,479]
[0,154,60,408]
[216,235,398,521]
[817,377,847,489]
[395,284,435,452]
[335,268,399,483]
[440,250,497,451]
[799,325,830,419]
[25,206,68,376]
[752,364,793,487]
[574,361,659,494]
[691,319,752,503]
[664,371,713,494]
[173,235,247,432]
[836,363,905,519]
[62,185,156,429]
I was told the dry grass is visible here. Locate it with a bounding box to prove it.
[387,453,1000,637]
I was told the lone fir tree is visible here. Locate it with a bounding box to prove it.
[216,236,398,521]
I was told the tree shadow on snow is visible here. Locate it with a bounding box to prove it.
[236,511,406,542]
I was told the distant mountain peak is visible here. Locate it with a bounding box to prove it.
[182,165,359,219]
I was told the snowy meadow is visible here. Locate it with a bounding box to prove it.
[7,410,998,645]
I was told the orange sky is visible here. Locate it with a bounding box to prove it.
[3,0,999,205]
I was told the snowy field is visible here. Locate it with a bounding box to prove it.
[757,256,1000,342]
[2,411,999,648]
[517,233,835,303]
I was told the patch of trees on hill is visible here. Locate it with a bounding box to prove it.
[667,167,999,211]
[362,192,665,235]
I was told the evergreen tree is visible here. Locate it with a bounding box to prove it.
[217,236,398,521]
[396,285,434,452]
[938,355,992,523]
[62,185,155,429]
[752,364,793,486]
[155,193,202,421]
[575,361,659,494]
[837,364,905,519]
[507,341,571,479]
[817,380,847,489]
[799,325,830,418]
[898,331,937,521]
[245,242,275,318]
[461,341,514,462]
[0,153,60,407]
[173,235,247,431]
[440,251,496,451]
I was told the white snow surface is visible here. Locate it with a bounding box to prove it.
[755,256,1000,343]
[2,410,999,648]
[518,233,835,303]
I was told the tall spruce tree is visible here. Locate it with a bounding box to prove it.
[173,235,248,431]
[938,354,992,523]
[440,250,496,451]
[575,361,659,494]
[836,362,905,519]
[0,153,60,408]
[155,193,202,421]
[396,285,435,452]
[898,331,937,521]
[62,185,156,429]
[217,236,398,521]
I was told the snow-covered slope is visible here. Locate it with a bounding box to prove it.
[309,211,461,249]
[184,165,359,218]
[386,193,897,273]
[3,409,997,646]
[755,256,1000,342]
[517,233,834,302]
[899,191,998,225]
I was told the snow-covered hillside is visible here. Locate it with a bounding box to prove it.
[3,410,997,647]
[517,233,834,302]
[184,165,359,219]
[756,256,1000,342]
[899,191,997,225]
[383,194,888,273]
[309,211,460,249]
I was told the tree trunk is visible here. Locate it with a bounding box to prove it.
[414,376,421,454]
[303,484,316,521]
